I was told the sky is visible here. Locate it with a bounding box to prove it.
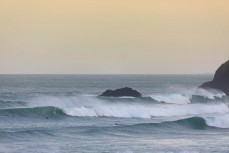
[0,0,228,74]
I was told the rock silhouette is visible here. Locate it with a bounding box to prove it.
[100,87,142,97]
[200,60,229,95]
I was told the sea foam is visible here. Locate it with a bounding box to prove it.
[205,114,229,128]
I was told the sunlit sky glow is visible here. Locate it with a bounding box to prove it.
[0,0,228,74]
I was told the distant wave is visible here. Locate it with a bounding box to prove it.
[0,88,226,109]
[149,88,226,104]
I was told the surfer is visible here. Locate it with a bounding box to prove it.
[115,121,122,125]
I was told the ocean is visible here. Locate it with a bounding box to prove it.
[0,74,229,153]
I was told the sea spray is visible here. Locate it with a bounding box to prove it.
[149,88,226,104]
[26,96,229,118]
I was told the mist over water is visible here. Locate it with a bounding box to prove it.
[0,75,229,153]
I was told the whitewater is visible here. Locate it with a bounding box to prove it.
[0,74,229,153]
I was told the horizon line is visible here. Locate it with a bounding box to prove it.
[0,73,213,75]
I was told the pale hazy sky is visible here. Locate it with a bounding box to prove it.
[0,0,228,74]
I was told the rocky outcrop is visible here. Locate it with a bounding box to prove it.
[200,60,229,95]
[100,87,142,97]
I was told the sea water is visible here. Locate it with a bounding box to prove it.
[0,74,229,153]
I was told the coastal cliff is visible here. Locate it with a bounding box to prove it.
[200,60,229,95]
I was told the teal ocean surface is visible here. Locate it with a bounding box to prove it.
[0,75,229,153]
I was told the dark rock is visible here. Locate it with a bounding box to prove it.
[100,87,142,97]
[200,60,229,95]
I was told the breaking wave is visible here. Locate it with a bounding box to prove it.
[1,104,229,129]
[0,95,229,128]
[149,88,226,104]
